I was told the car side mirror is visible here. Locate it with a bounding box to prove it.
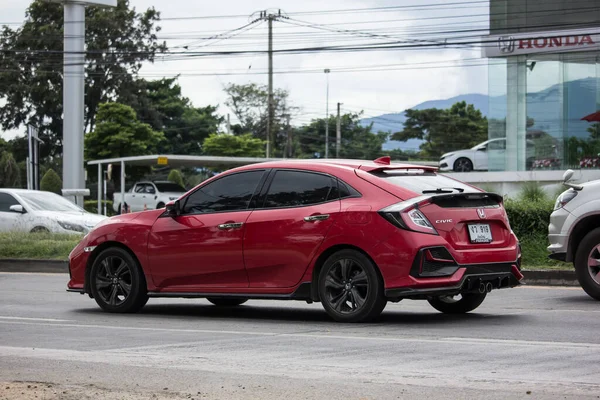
[9,204,25,214]
[477,147,487,152]
[562,169,583,191]
[165,200,181,217]
[563,169,574,183]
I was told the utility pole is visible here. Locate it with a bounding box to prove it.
[336,102,342,158]
[284,114,292,158]
[267,15,274,158]
[255,9,286,158]
[55,0,116,205]
[324,68,330,158]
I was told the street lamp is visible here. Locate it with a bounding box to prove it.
[324,68,330,158]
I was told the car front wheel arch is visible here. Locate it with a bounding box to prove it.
[311,244,383,302]
[85,242,146,296]
[568,214,600,262]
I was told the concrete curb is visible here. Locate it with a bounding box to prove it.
[0,259,580,287]
[521,269,579,287]
[0,259,68,274]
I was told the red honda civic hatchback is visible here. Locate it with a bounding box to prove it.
[68,157,523,322]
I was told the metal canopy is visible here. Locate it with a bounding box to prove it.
[87,154,283,168]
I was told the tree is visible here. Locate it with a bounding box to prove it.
[40,168,62,194]
[223,83,294,150]
[587,123,600,140]
[202,134,265,157]
[294,113,388,160]
[167,169,185,188]
[85,103,165,160]
[119,77,222,154]
[392,101,487,158]
[0,0,166,158]
[0,151,20,188]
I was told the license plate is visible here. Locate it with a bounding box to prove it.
[468,224,492,243]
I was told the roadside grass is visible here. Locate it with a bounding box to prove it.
[0,232,82,260]
[0,231,569,270]
[519,232,568,270]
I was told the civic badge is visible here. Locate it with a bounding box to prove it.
[477,209,486,219]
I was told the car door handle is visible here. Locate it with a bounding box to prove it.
[304,214,330,222]
[218,222,244,230]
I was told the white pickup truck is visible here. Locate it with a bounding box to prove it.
[113,181,186,213]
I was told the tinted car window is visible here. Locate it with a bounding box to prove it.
[0,193,20,212]
[488,139,506,150]
[182,171,264,214]
[135,185,146,193]
[154,182,185,192]
[338,180,361,199]
[264,171,334,208]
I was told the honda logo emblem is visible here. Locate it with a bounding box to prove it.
[498,36,515,53]
[477,209,486,219]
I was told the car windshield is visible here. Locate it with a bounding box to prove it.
[154,182,185,192]
[372,171,478,194]
[19,192,85,212]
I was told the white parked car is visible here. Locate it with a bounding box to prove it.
[0,189,107,234]
[548,170,600,300]
[113,181,186,213]
[439,138,535,172]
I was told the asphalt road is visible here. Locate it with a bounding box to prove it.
[0,273,599,400]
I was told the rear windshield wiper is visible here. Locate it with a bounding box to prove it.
[422,187,465,194]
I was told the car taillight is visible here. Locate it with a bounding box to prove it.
[379,196,438,235]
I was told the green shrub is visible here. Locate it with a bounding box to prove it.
[504,199,554,239]
[167,169,185,188]
[84,200,115,216]
[519,181,548,203]
[519,232,564,269]
[40,168,62,194]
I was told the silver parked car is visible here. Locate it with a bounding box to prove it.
[0,189,107,234]
[548,170,600,300]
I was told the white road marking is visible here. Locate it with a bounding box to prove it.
[0,316,72,322]
[1,320,599,350]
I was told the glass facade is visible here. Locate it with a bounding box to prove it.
[487,0,600,171]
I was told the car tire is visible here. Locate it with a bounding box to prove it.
[90,247,149,313]
[427,292,487,314]
[318,249,387,323]
[574,228,600,301]
[156,202,165,209]
[31,226,49,233]
[453,158,473,172]
[206,298,248,307]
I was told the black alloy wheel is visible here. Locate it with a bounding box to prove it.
[453,157,473,172]
[318,249,386,323]
[90,247,148,313]
[574,228,600,301]
[427,292,487,314]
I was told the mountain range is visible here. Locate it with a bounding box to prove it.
[363,77,598,151]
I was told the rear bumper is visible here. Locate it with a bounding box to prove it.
[385,264,523,300]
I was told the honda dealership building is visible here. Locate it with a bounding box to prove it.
[484,0,600,171]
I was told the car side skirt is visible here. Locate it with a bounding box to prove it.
[146,282,314,301]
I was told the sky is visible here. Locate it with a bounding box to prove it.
[1,0,491,139]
